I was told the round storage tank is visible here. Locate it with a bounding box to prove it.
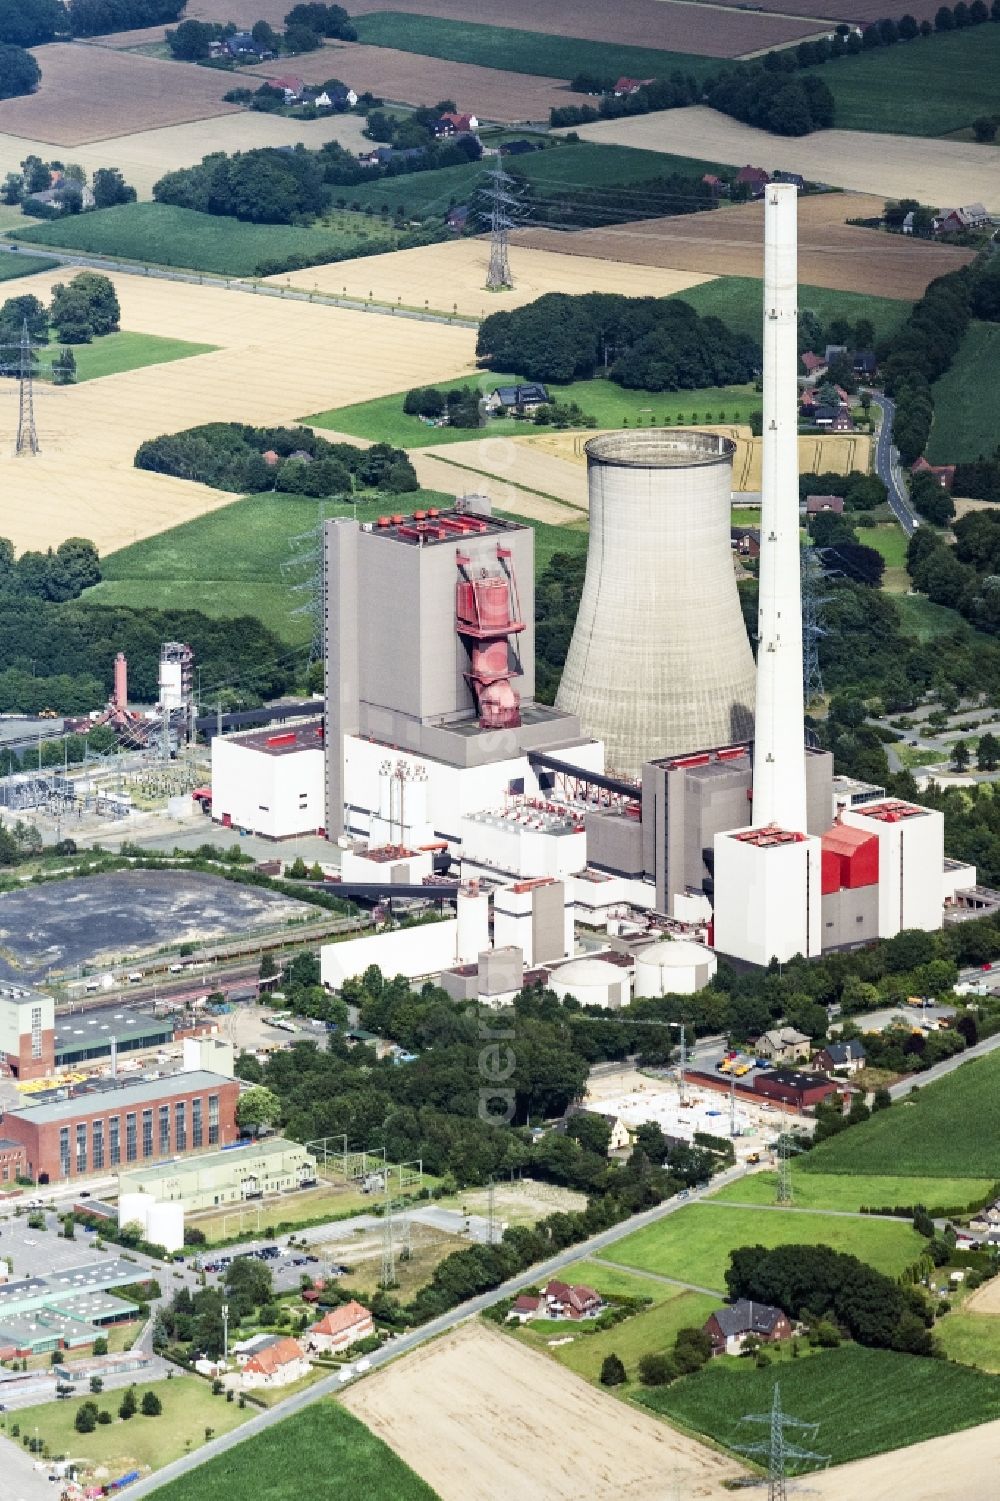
[550,956,632,1011]
[634,939,717,998]
[555,430,756,775]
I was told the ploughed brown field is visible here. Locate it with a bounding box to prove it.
[0,44,239,146]
[516,189,974,300]
[344,0,825,57]
[696,0,946,19]
[245,43,595,120]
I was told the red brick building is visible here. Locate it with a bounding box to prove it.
[0,1070,239,1183]
[0,1136,27,1186]
[754,1068,838,1111]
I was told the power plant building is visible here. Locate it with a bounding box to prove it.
[555,430,756,775]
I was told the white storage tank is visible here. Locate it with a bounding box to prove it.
[549,956,631,1011]
[634,939,717,998]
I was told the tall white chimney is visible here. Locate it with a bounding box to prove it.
[752,183,806,832]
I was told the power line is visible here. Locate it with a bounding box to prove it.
[737,1383,829,1501]
[480,155,522,293]
[15,320,41,456]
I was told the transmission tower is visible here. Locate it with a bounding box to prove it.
[487,1178,497,1246]
[775,1133,796,1204]
[15,319,40,456]
[801,550,830,707]
[281,501,327,661]
[480,154,520,293]
[737,1384,829,1501]
[380,1182,396,1288]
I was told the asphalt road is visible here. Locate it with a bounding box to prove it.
[889,1024,1000,1099]
[121,1161,750,1500]
[872,394,920,536]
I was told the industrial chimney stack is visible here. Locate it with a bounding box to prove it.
[752,182,806,832]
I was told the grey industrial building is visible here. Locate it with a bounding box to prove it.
[54,1005,173,1067]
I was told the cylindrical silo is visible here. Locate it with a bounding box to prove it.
[555,430,756,775]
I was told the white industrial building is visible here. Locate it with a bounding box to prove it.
[549,956,632,1010]
[211,718,325,839]
[492,878,575,966]
[460,802,588,881]
[842,799,945,936]
[633,939,717,997]
[714,826,822,966]
[321,917,471,989]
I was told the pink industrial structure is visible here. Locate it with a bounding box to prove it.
[456,546,525,730]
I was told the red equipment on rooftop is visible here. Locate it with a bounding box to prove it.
[456,545,525,730]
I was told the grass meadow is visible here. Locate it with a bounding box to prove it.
[928,321,1000,464]
[708,1170,994,1215]
[61,330,217,383]
[640,1345,1000,1467]
[148,1401,437,1501]
[935,1312,1000,1373]
[518,1286,719,1384]
[307,375,761,449]
[801,1051,1000,1180]
[803,26,1000,135]
[7,1376,253,1477]
[12,203,405,278]
[0,251,56,282]
[352,13,717,82]
[599,1203,925,1292]
[91,490,587,642]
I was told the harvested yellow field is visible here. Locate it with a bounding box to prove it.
[809,1419,1000,1501]
[0,113,372,201]
[565,106,1000,212]
[341,1322,743,1501]
[271,239,714,320]
[523,426,871,494]
[409,450,586,525]
[418,433,588,510]
[0,268,476,554]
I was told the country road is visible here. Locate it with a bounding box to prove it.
[1,244,480,329]
[872,393,921,536]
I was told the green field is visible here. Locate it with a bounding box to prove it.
[928,322,1000,464]
[57,330,217,383]
[936,1311,1000,1372]
[641,1345,1000,1467]
[600,1203,925,1291]
[802,1051,1000,1179]
[804,28,1000,135]
[307,374,760,449]
[0,251,56,281]
[519,1285,719,1383]
[91,490,587,642]
[866,524,909,572]
[678,277,912,338]
[339,141,733,219]
[12,203,406,278]
[709,1169,993,1214]
[352,12,718,82]
[894,591,968,641]
[7,1376,253,1478]
[149,1401,438,1501]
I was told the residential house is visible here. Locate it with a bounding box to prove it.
[824,344,847,365]
[507,1294,542,1324]
[447,204,470,232]
[772,170,805,189]
[270,75,305,102]
[800,351,827,381]
[613,77,654,96]
[313,85,357,110]
[756,1027,811,1064]
[358,145,426,168]
[911,456,956,490]
[704,1300,792,1356]
[306,1299,374,1354]
[484,383,549,414]
[238,1335,309,1388]
[226,32,265,59]
[735,165,770,197]
[935,203,989,234]
[702,173,726,197]
[558,1104,631,1154]
[812,404,854,432]
[731,525,761,559]
[815,1039,867,1076]
[433,111,479,136]
[542,1280,603,1319]
[853,350,878,379]
[805,494,845,516]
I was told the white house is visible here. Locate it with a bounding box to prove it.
[306,1300,374,1354]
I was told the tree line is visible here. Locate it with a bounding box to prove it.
[2,0,186,43]
[909,510,1000,635]
[555,4,1000,136]
[168,4,356,62]
[134,423,418,496]
[476,292,760,389]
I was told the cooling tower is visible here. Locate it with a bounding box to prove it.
[555,430,756,775]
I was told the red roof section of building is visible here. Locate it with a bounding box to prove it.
[821,822,879,894]
[310,1300,371,1337]
[244,1337,304,1374]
